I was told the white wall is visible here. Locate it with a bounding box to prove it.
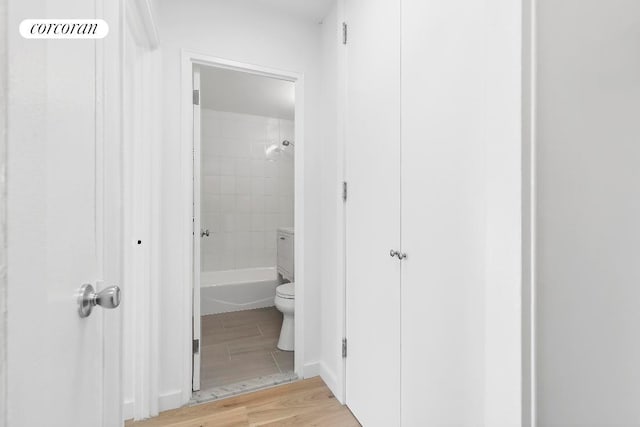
[535,0,640,424]
[200,67,295,119]
[200,110,294,272]
[155,0,325,407]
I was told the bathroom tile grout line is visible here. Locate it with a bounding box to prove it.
[271,351,282,373]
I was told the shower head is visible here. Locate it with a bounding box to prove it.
[265,144,283,158]
[265,139,295,161]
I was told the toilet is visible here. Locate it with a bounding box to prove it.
[274,282,295,351]
[275,227,295,351]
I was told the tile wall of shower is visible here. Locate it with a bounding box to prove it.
[201,109,294,272]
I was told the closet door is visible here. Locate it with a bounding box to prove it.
[344,0,401,425]
[401,1,487,425]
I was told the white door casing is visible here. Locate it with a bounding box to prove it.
[181,53,306,401]
[344,0,401,425]
[121,0,161,419]
[7,0,123,425]
[192,65,202,392]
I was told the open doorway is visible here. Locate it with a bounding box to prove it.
[190,61,300,400]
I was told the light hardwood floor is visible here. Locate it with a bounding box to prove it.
[125,377,360,427]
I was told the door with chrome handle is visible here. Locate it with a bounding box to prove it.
[389,249,407,260]
[78,284,121,318]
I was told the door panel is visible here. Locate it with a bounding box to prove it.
[7,1,119,425]
[344,0,401,425]
[401,1,487,425]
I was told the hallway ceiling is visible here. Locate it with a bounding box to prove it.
[255,0,335,22]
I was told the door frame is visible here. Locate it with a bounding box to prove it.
[180,50,306,399]
[0,0,7,422]
[191,65,202,392]
[120,0,162,421]
[522,0,536,425]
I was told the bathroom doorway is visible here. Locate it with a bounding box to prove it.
[186,56,303,400]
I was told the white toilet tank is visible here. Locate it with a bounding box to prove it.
[277,227,294,281]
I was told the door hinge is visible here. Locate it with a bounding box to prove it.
[193,338,200,353]
[193,89,200,105]
[342,22,348,45]
[342,338,347,358]
[342,181,348,202]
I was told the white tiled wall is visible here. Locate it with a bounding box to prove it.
[201,110,294,272]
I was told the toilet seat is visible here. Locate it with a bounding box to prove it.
[276,282,295,299]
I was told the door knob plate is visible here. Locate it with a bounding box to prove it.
[78,284,95,318]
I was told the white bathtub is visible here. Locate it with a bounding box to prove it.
[200,267,279,315]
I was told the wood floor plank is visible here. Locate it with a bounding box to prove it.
[255,406,361,427]
[171,407,249,427]
[126,377,360,427]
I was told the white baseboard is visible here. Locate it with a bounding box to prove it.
[122,390,184,422]
[159,390,184,412]
[303,360,321,378]
[319,362,344,403]
[123,400,134,422]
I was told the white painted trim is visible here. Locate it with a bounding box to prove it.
[124,391,182,422]
[123,0,162,420]
[520,0,537,425]
[180,50,306,404]
[158,391,184,413]
[123,401,134,422]
[320,362,340,398]
[0,0,7,422]
[126,0,159,49]
[303,361,321,378]
[528,0,538,425]
[192,65,202,392]
[335,0,348,406]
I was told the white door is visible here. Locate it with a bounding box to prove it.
[401,1,488,425]
[344,0,401,425]
[192,65,202,392]
[7,1,122,426]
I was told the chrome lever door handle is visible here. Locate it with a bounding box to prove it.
[398,252,407,260]
[201,229,210,237]
[78,284,121,318]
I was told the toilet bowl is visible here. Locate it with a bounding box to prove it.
[274,282,294,351]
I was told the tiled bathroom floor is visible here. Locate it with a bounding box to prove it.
[200,307,294,391]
